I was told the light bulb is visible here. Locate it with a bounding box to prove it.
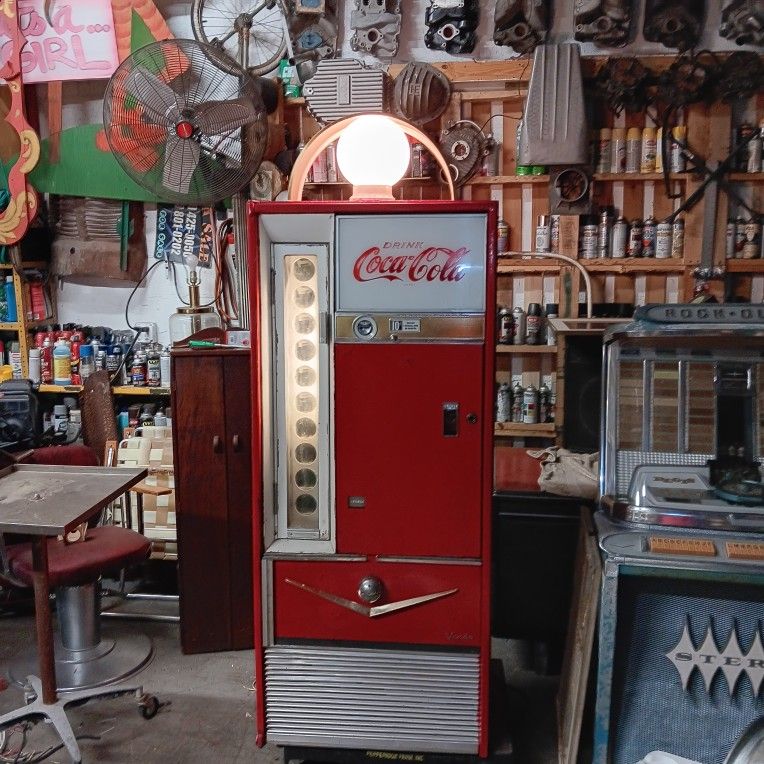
[336,115,410,199]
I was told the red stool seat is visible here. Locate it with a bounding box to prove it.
[7,526,151,588]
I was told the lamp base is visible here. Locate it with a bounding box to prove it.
[349,184,395,201]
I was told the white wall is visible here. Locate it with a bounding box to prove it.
[52,0,752,342]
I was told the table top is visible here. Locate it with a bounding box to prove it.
[0,464,147,535]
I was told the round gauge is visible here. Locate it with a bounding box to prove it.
[554,168,590,204]
[352,315,377,340]
[191,0,289,76]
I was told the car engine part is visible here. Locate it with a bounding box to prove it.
[251,161,286,201]
[303,59,389,124]
[717,51,764,101]
[519,44,588,166]
[350,0,401,58]
[655,52,714,106]
[424,0,479,54]
[719,0,764,46]
[643,0,705,51]
[438,120,488,187]
[574,0,631,47]
[593,57,653,114]
[290,15,338,60]
[493,0,548,54]
[393,62,451,125]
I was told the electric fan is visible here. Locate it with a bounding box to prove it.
[103,39,269,206]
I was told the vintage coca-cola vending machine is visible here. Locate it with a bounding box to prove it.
[248,200,497,756]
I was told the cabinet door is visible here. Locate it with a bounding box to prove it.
[223,354,253,650]
[335,343,484,558]
[173,354,232,653]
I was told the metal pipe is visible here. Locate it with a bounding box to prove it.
[502,251,593,318]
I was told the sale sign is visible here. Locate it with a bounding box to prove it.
[3,1,119,83]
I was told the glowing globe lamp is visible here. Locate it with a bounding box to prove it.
[336,115,410,200]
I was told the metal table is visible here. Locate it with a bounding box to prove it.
[0,463,147,762]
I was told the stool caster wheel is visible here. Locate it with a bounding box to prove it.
[138,694,159,720]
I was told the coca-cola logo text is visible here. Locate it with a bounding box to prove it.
[353,246,469,283]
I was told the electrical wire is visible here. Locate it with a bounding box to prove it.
[0,721,100,763]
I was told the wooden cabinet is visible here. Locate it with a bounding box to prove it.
[171,348,253,654]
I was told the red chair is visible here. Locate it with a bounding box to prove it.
[0,445,155,692]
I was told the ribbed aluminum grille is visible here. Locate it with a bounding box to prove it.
[265,645,480,753]
[616,450,713,496]
[304,61,386,123]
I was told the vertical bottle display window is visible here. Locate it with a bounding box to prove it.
[272,246,331,543]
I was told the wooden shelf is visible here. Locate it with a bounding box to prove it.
[305,177,434,187]
[284,96,306,107]
[39,384,170,395]
[0,322,22,330]
[495,422,556,438]
[728,173,764,182]
[497,344,557,354]
[725,259,764,272]
[498,257,686,274]
[467,174,548,185]
[592,172,691,182]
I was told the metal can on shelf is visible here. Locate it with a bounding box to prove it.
[498,308,513,344]
[626,127,641,173]
[735,216,747,257]
[550,215,561,253]
[497,219,509,253]
[511,382,524,422]
[628,219,644,257]
[597,209,611,258]
[670,125,687,172]
[655,222,673,259]
[640,127,657,173]
[611,128,626,174]
[642,215,657,257]
[742,220,761,259]
[535,214,551,253]
[160,348,171,387]
[512,307,526,346]
[538,382,551,423]
[597,128,612,174]
[147,350,162,387]
[611,216,628,259]
[671,218,684,259]
[580,221,598,259]
[131,352,147,387]
[522,384,539,424]
[726,219,737,259]
[496,383,512,424]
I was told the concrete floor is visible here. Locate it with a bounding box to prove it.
[0,602,558,763]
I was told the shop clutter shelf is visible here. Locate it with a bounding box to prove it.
[38,384,170,396]
[592,172,692,182]
[497,258,687,274]
[496,344,557,354]
[495,423,556,438]
[725,260,764,273]
[467,175,548,185]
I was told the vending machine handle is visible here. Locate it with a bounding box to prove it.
[212,435,222,453]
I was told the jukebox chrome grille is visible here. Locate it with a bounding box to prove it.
[264,645,480,753]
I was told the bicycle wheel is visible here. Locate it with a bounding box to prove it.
[191,0,289,77]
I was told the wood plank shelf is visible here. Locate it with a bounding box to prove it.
[725,259,764,272]
[592,172,691,182]
[496,344,557,354]
[498,257,686,274]
[495,423,556,438]
[728,173,764,182]
[39,384,170,395]
[467,175,548,185]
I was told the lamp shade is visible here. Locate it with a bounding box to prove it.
[336,115,410,193]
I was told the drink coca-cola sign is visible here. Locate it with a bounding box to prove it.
[336,214,486,313]
[353,244,468,284]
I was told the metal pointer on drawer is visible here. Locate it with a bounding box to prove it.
[284,578,458,618]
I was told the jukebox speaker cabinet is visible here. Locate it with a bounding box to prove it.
[248,201,497,756]
[594,305,764,764]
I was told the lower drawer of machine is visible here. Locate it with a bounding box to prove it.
[271,557,482,647]
[264,644,480,754]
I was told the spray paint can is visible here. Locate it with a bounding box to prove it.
[611,128,626,174]
[655,127,664,173]
[670,125,687,172]
[597,128,612,174]
[726,219,737,259]
[535,214,551,253]
[28,348,41,385]
[512,307,526,345]
[580,219,598,259]
[160,348,172,387]
[626,127,641,173]
[611,217,628,258]
[742,220,761,259]
[147,349,162,387]
[642,216,657,257]
[498,308,513,344]
[597,209,612,258]
[516,122,531,175]
[496,383,512,424]
[671,218,685,259]
[538,382,551,423]
[131,352,147,387]
[483,135,501,176]
[656,222,673,259]
[748,128,762,174]
[640,127,657,173]
[522,384,539,424]
[525,303,543,345]
[550,215,561,253]
[497,219,509,253]
[735,216,747,257]
[628,219,644,257]
[511,381,524,422]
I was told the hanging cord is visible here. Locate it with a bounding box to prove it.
[214,218,239,326]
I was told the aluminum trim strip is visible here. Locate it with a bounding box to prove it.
[334,314,484,343]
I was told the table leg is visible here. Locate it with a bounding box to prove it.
[30,537,57,705]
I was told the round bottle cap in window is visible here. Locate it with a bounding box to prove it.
[352,315,377,340]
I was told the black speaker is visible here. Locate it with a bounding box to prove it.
[0,381,39,449]
[562,335,603,453]
[604,573,764,764]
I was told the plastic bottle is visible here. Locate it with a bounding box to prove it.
[4,277,17,323]
[41,337,53,384]
[79,344,95,381]
[28,347,41,384]
[53,339,72,385]
[8,342,22,379]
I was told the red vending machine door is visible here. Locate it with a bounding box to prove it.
[335,343,484,558]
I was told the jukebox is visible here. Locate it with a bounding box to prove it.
[247,200,496,756]
[594,304,764,764]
